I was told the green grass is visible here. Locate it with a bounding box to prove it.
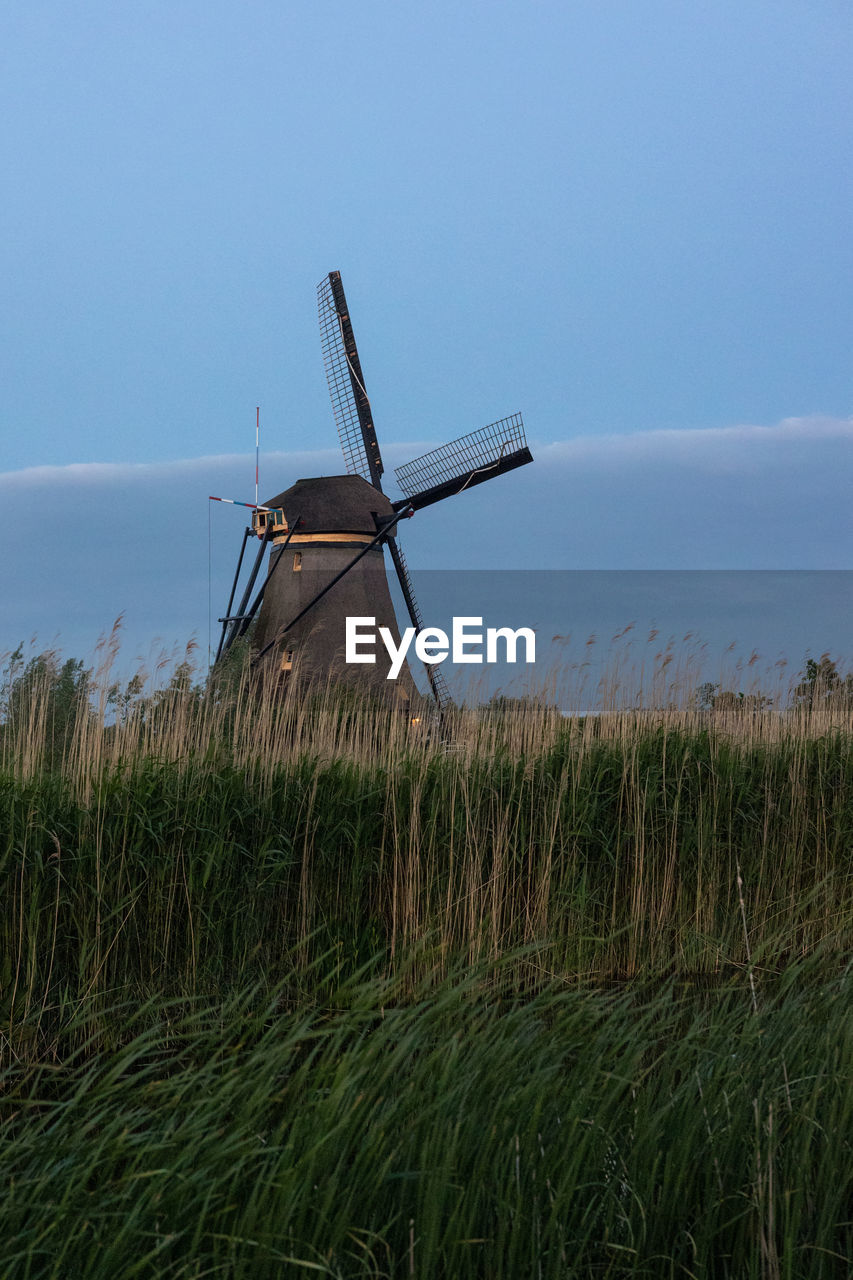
[1,727,850,1035]
[0,669,851,1276]
[3,960,851,1278]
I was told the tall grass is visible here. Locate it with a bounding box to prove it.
[3,957,851,1278]
[0,643,850,1276]
[1,649,851,1035]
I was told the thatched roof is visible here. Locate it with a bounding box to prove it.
[263,475,394,535]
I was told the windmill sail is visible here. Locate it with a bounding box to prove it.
[217,272,532,727]
[392,413,532,512]
[318,271,384,488]
[386,537,452,712]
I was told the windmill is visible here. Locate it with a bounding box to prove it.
[215,270,533,711]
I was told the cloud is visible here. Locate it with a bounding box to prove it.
[0,415,849,667]
[538,414,853,461]
[532,417,853,492]
[398,413,853,570]
[0,449,342,491]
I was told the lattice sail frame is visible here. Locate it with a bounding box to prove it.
[317,272,383,487]
[394,413,528,497]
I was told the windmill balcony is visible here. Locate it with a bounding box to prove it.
[251,508,288,539]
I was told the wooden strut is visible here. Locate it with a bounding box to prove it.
[219,524,273,658]
[214,525,252,664]
[235,515,303,638]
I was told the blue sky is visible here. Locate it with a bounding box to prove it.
[1,1,851,674]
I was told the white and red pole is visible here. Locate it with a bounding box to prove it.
[209,495,266,510]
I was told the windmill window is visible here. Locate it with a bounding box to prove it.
[281,649,294,672]
[292,552,302,572]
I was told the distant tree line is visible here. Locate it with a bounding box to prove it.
[0,643,209,763]
[692,652,853,714]
[1,641,850,762]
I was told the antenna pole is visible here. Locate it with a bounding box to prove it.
[255,406,259,509]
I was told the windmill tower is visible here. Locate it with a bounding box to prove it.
[215,271,533,710]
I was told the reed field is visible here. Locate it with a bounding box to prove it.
[0,638,851,1278]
